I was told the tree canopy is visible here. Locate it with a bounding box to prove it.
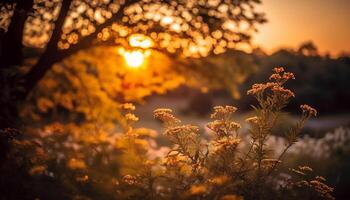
[0,0,266,94]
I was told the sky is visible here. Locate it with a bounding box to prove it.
[253,0,350,55]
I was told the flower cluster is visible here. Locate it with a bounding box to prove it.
[271,85,295,99]
[164,125,199,142]
[207,120,241,137]
[210,106,237,120]
[212,137,241,155]
[300,104,317,117]
[153,108,181,126]
[290,166,334,200]
[247,82,277,95]
[207,105,241,139]
[269,67,295,84]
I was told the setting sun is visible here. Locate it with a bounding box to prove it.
[123,50,144,68]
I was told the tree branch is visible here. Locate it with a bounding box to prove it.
[22,0,140,98]
[57,0,139,59]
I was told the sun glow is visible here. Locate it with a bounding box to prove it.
[119,34,154,68]
[124,50,145,68]
[129,34,153,49]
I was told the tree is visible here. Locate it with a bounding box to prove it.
[0,0,265,127]
[297,41,319,56]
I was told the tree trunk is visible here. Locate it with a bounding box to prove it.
[0,0,34,68]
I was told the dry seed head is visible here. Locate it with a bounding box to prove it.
[153,108,181,124]
[210,105,237,119]
[271,86,295,98]
[283,72,295,80]
[300,104,317,117]
[299,165,313,172]
[245,116,259,124]
[273,67,285,73]
[164,125,199,137]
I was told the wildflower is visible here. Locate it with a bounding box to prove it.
[207,120,226,134]
[290,168,306,176]
[212,137,240,154]
[121,103,135,111]
[310,180,334,194]
[245,116,259,124]
[122,174,138,185]
[270,71,295,83]
[125,113,139,122]
[269,73,282,81]
[164,125,199,138]
[299,165,313,172]
[210,105,237,119]
[274,67,285,73]
[228,122,242,130]
[247,83,267,95]
[300,104,317,117]
[283,72,295,80]
[154,108,181,125]
[271,86,295,98]
[207,120,240,137]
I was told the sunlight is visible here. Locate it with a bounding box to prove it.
[121,34,154,68]
[129,34,153,49]
[123,50,144,68]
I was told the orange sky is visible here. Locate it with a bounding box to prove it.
[253,0,350,55]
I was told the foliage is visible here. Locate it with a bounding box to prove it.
[1,0,266,57]
[0,0,266,101]
[21,46,184,129]
[0,67,335,200]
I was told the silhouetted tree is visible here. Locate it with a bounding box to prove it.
[0,0,266,128]
[297,41,318,56]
